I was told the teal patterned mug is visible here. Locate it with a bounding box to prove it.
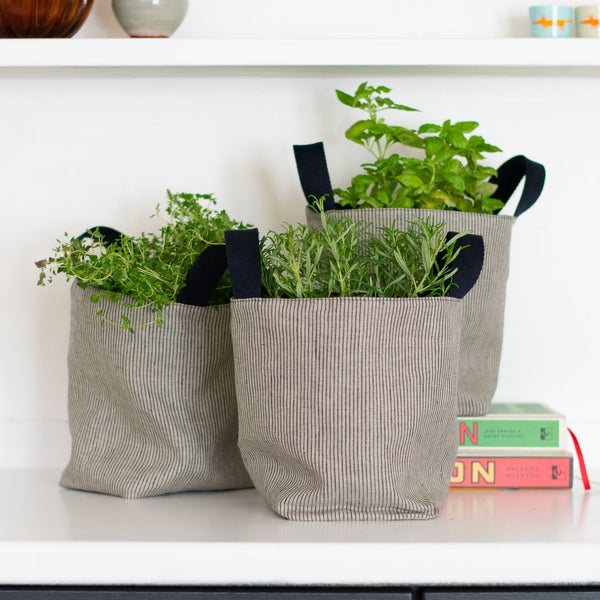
[530,5,573,37]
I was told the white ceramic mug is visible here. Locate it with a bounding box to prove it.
[575,5,600,37]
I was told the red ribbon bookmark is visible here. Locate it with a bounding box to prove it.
[567,428,591,491]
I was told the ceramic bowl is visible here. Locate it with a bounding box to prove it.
[0,0,94,38]
[112,0,188,38]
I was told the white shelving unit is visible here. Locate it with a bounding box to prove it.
[1,38,600,67]
[3,32,600,594]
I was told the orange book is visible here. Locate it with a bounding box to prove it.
[450,450,573,489]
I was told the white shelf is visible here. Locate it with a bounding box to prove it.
[0,468,599,586]
[2,38,600,68]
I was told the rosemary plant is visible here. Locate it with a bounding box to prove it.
[260,200,467,299]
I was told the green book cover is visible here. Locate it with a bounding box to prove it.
[458,403,566,449]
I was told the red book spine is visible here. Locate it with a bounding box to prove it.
[450,455,573,489]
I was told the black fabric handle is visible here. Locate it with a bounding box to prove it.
[77,226,124,246]
[176,244,229,307]
[293,142,339,211]
[443,233,485,300]
[225,228,262,299]
[490,155,546,217]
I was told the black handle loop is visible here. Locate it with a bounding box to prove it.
[443,233,485,299]
[293,142,339,211]
[225,228,262,299]
[176,244,229,307]
[490,155,546,218]
[77,226,124,246]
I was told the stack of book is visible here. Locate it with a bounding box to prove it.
[450,403,573,489]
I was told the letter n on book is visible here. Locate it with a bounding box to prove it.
[460,421,478,445]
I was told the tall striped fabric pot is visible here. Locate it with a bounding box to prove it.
[305,207,513,418]
[60,284,253,498]
[231,296,462,521]
[295,145,546,416]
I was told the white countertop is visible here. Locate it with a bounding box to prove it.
[0,468,598,587]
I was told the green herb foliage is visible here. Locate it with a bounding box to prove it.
[36,191,249,329]
[334,82,504,213]
[260,199,467,299]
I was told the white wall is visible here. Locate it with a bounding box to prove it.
[86,0,539,39]
[2,0,599,472]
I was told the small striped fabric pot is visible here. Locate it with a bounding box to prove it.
[60,284,253,498]
[230,296,463,521]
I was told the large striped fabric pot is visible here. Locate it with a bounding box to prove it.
[295,144,546,416]
[60,284,253,498]
[305,207,514,418]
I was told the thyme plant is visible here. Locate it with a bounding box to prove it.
[36,191,249,329]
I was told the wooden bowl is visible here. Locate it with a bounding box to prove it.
[0,0,94,38]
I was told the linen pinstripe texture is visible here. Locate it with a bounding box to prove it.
[307,207,514,416]
[231,296,462,521]
[61,284,253,498]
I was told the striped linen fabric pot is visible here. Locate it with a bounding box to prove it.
[224,228,484,521]
[60,242,253,498]
[294,144,546,416]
